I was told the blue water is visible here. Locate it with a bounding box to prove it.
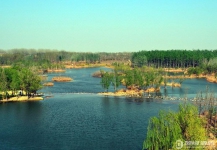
[1,67,217,150]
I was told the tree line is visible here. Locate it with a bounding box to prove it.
[132,50,217,68]
[0,49,132,66]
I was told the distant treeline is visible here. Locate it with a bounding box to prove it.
[132,50,217,68]
[2,49,217,69]
[0,49,132,66]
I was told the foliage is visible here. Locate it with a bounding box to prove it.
[132,50,217,68]
[20,68,42,95]
[100,64,166,92]
[132,54,147,67]
[143,104,207,150]
[194,88,217,136]
[0,49,132,66]
[0,66,42,100]
[110,67,122,92]
[0,69,8,99]
[187,67,203,76]
[100,71,112,92]
[71,53,100,63]
[124,70,135,88]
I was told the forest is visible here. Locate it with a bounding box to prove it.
[132,50,217,68]
[0,49,131,67]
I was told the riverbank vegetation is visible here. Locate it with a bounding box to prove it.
[0,65,42,100]
[99,50,217,96]
[99,64,176,97]
[143,88,217,149]
[1,49,217,98]
[0,49,131,70]
[143,103,208,149]
[132,50,217,83]
[1,49,217,82]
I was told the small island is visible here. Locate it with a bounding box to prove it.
[98,87,159,97]
[52,76,73,82]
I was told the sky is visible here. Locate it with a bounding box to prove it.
[0,0,217,52]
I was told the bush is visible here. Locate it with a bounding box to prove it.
[143,104,207,150]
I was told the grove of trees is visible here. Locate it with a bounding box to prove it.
[132,50,217,68]
[100,64,164,93]
[0,65,42,100]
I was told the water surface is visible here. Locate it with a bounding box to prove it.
[1,67,217,150]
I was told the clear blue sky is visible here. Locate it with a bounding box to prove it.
[1,0,217,52]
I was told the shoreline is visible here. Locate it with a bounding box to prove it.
[0,96,43,103]
[165,74,217,83]
[98,88,160,97]
[65,64,113,69]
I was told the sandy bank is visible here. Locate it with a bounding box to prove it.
[0,96,43,103]
[98,88,159,97]
[206,75,217,83]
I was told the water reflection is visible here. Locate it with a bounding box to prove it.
[102,96,110,109]
[164,88,168,97]
[0,102,43,124]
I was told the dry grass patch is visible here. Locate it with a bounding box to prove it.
[43,82,54,86]
[52,76,72,82]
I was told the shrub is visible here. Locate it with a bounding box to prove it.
[143,104,207,150]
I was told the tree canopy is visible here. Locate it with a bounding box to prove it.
[0,66,42,100]
[132,50,217,68]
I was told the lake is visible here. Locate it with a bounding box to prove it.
[0,67,217,150]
